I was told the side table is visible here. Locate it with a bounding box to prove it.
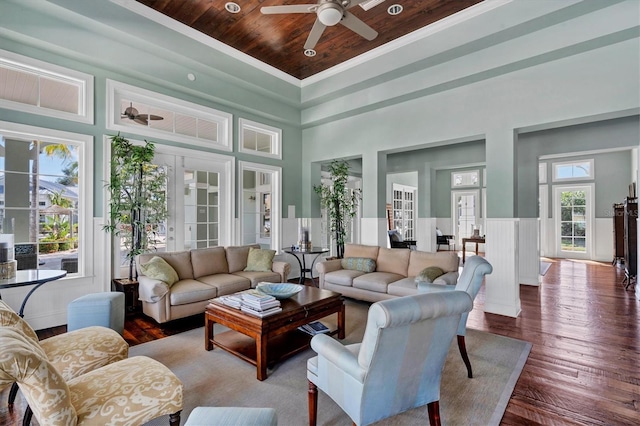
[111,278,141,315]
[284,248,329,287]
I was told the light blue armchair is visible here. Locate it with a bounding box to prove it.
[307,291,473,426]
[417,255,493,378]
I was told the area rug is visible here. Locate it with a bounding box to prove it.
[134,299,531,426]
[540,260,552,276]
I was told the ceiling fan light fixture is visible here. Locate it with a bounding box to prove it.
[387,4,403,15]
[304,49,317,57]
[317,4,343,26]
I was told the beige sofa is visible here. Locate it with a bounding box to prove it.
[316,243,460,303]
[136,245,291,323]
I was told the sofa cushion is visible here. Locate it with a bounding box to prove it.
[388,277,420,297]
[140,256,179,286]
[341,257,376,273]
[407,251,459,276]
[191,247,228,278]
[138,251,194,280]
[324,269,366,287]
[244,248,276,272]
[343,244,380,259]
[231,271,281,287]
[226,245,260,273]
[376,248,410,276]
[197,274,252,296]
[415,266,445,283]
[169,279,218,306]
[353,272,405,293]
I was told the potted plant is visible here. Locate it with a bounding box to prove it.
[313,160,361,258]
[103,134,168,281]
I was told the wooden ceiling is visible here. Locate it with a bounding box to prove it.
[135,0,482,80]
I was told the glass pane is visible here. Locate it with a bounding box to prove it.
[148,107,173,132]
[561,207,572,221]
[40,77,79,113]
[561,237,572,250]
[208,206,218,222]
[561,222,572,236]
[574,222,586,237]
[198,119,218,141]
[175,113,197,137]
[243,128,257,150]
[0,66,38,105]
[196,206,207,222]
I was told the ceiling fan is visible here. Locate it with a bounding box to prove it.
[121,102,164,125]
[261,0,378,51]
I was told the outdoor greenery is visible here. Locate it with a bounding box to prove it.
[314,160,361,258]
[103,134,168,280]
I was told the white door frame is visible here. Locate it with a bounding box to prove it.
[451,189,480,244]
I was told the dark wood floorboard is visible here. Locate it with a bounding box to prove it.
[1,257,638,425]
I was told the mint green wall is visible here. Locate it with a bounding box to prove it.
[517,117,638,218]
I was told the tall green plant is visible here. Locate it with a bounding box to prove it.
[103,134,168,280]
[313,160,361,258]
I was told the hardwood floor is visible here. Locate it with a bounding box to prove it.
[1,258,638,425]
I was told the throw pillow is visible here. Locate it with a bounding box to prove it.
[244,248,276,272]
[415,266,445,283]
[140,256,179,286]
[341,257,376,273]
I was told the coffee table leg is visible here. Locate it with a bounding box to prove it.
[205,315,214,351]
[337,303,346,340]
[256,334,268,381]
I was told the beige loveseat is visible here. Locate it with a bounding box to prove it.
[136,245,291,323]
[316,243,460,303]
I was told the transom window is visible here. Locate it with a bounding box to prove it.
[451,170,479,187]
[107,80,232,151]
[0,49,93,124]
[553,159,593,181]
[238,118,282,159]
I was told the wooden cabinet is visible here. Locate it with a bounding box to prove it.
[623,198,637,286]
[112,278,141,315]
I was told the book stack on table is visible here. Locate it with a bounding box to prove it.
[214,289,282,317]
[298,321,330,336]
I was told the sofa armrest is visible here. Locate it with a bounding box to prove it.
[138,276,170,303]
[433,271,459,286]
[315,259,343,274]
[271,261,291,282]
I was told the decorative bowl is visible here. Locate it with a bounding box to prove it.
[256,283,303,299]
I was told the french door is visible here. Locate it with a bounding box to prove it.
[154,150,233,252]
[452,190,479,244]
[553,184,592,259]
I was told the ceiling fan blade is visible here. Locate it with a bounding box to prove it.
[261,5,316,14]
[133,117,148,125]
[137,114,164,121]
[304,19,327,50]
[341,11,378,41]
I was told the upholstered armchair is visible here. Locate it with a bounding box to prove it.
[0,327,183,426]
[0,300,129,423]
[307,291,473,426]
[435,228,455,251]
[388,230,416,249]
[417,255,493,378]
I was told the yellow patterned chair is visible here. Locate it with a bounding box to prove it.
[0,300,129,423]
[0,327,183,426]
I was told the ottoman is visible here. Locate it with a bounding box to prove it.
[185,407,277,426]
[67,292,125,334]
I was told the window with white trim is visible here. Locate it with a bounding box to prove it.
[0,121,92,276]
[106,80,232,151]
[238,118,282,159]
[0,49,94,124]
[552,159,593,182]
[451,170,479,187]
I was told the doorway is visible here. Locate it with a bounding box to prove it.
[553,184,593,259]
[452,190,479,245]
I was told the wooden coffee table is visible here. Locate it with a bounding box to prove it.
[205,286,345,380]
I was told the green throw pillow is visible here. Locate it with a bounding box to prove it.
[341,257,376,273]
[140,256,179,286]
[415,266,445,283]
[244,248,276,272]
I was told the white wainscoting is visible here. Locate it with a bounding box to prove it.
[519,218,540,286]
[593,218,614,262]
[416,217,437,252]
[484,218,521,318]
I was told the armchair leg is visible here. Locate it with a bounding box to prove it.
[427,401,441,426]
[8,382,19,405]
[308,380,318,426]
[169,410,181,426]
[457,335,473,378]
